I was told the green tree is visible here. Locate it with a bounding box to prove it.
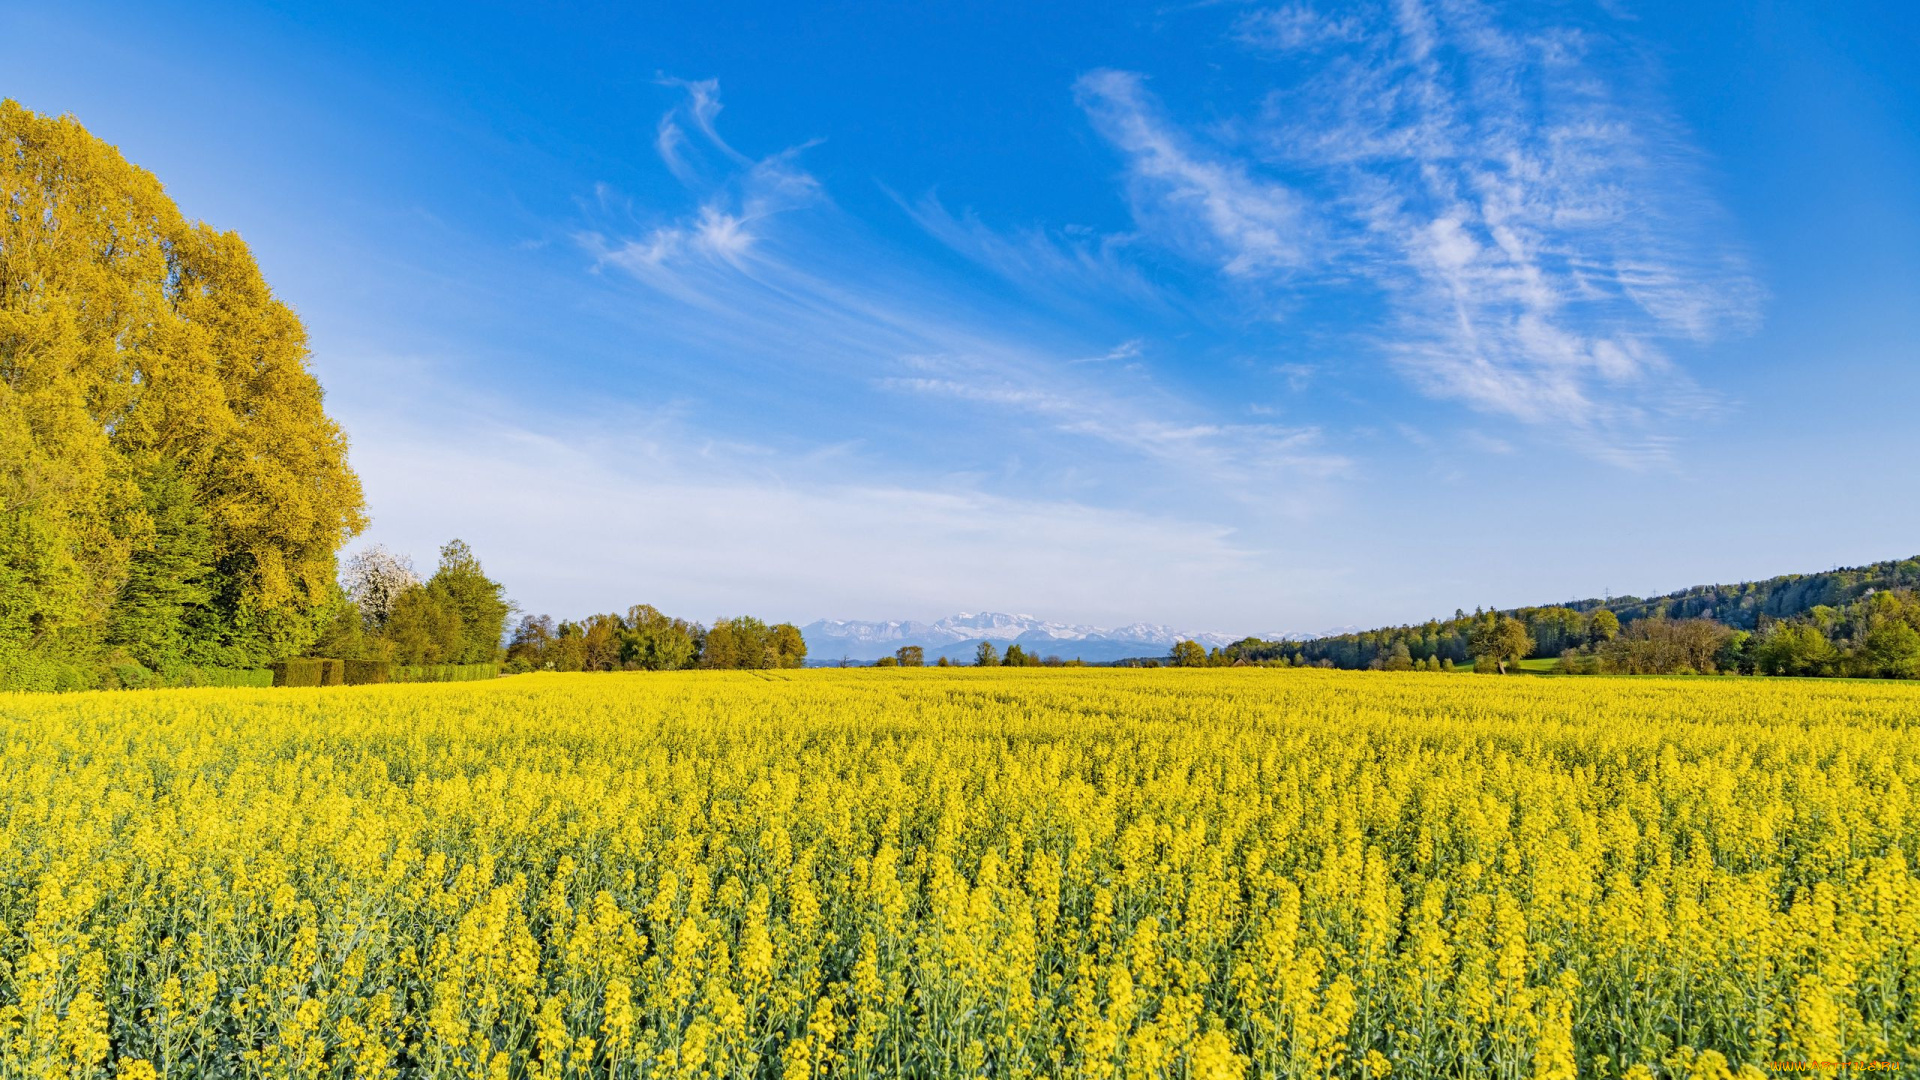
[580,613,623,671]
[309,584,370,661]
[1003,643,1031,667]
[771,623,808,668]
[425,540,510,664]
[549,621,588,672]
[1,101,365,669]
[974,641,1001,667]
[1469,614,1533,675]
[382,585,463,665]
[508,615,557,669]
[1171,640,1208,667]
[619,605,697,671]
[1588,608,1620,645]
[700,616,777,669]
[1756,624,1838,677]
[1862,620,1920,678]
[700,620,740,669]
[895,645,924,667]
[104,463,215,670]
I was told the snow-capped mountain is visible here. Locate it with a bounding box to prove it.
[800,612,1250,663]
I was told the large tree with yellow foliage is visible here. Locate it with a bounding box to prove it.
[1,100,365,669]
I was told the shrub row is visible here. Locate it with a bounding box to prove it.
[271,659,391,686]
[268,659,500,687]
[4,656,500,692]
[393,662,500,683]
[0,658,274,693]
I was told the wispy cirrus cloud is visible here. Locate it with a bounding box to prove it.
[1075,68,1310,277]
[877,370,1347,504]
[577,78,1348,504]
[900,191,1171,312]
[1234,4,1366,51]
[1074,0,1762,465]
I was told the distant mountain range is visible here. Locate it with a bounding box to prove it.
[799,612,1351,664]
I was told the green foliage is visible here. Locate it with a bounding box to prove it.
[104,462,216,669]
[271,658,327,687]
[0,99,365,677]
[1864,620,1920,679]
[1170,640,1208,667]
[974,641,1001,667]
[0,655,100,692]
[617,605,698,671]
[1235,556,1920,682]
[309,586,371,660]
[200,667,274,688]
[1467,613,1534,674]
[382,585,464,665]
[425,539,510,664]
[770,623,807,668]
[392,662,499,682]
[895,645,925,667]
[695,615,808,670]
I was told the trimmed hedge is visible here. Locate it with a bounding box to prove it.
[271,658,379,686]
[203,667,275,688]
[270,659,497,686]
[393,662,500,683]
[1,658,275,693]
[272,658,327,687]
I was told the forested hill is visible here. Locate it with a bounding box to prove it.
[1551,555,1920,630]
[1225,555,1920,678]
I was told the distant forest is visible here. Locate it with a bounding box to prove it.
[1209,556,1920,678]
[502,607,808,673]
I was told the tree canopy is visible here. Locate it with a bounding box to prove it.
[2,100,365,678]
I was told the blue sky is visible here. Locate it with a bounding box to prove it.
[7,0,1917,634]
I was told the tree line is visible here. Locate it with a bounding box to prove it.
[862,642,1088,667]
[503,608,808,672]
[1213,556,1920,678]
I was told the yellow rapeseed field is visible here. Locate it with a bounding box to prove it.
[2,669,1916,1078]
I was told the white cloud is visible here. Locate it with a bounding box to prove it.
[1235,4,1366,51]
[876,372,1347,498]
[335,383,1278,630]
[576,79,1348,506]
[902,191,1170,310]
[1075,69,1309,277]
[1076,2,1762,465]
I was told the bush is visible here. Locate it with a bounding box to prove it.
[344,659,390,685]
[0,655,106,692]
[110,662,157,690]
[392,662,499,683]
[319,659,346,686]
[272,658,327,687]
[202,667,273,688]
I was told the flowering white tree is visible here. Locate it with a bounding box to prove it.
[342,545,419,631]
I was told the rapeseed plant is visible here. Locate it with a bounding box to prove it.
[0,669,1915,1076]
